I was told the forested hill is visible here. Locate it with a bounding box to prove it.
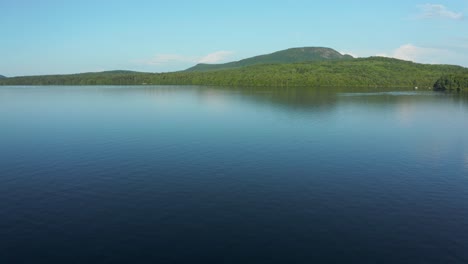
[0,75,6,78]
[2,56,468,90]
[166,57,468,89]
[185,47,353,72]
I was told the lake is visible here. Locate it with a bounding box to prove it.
[1,85,467,263]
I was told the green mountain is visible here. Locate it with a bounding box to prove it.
[186,47,353,72]
[1,48,468,90]
[0,75,6,78]
[161,57,468,89]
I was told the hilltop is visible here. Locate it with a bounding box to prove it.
[185,47,353,72]
[0,75,6,78]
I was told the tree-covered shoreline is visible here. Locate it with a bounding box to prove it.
[2,57,468,90]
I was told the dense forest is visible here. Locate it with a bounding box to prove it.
[160,57,468,89]
[433,74,468,91]
[1,57,468,90]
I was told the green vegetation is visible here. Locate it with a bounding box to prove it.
[186,47,353,72]
[433,74,468,91]
[165,57,468,88]
[1,48,468,89]
[0,71,150,86]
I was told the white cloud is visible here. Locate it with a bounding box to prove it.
[377,44,452,64]
[145,54,196,65]
[418,4,463,20]
[393,44,446,62]
[339,51,358,58]
[198,51,233,64]
[138,50,234,67]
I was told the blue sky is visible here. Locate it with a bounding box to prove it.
[1,0,467,76]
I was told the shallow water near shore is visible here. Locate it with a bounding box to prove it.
[1,85,467,263]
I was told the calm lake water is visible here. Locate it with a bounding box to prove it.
[1,86,467,263]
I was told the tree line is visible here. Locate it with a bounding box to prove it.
[1,57,468,90]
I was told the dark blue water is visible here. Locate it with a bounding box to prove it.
[1,86,467,263]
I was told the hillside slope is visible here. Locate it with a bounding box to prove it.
[186,47,353,72]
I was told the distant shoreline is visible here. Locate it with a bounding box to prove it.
[1,49,468,90]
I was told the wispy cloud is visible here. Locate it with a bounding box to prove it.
[377,44,453,64]
[139,51,234,67]
[339,51,358,58]
[144,54,197,66]
[393,44,449,62]
[198,51,233,64]
[417,4,463,20]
